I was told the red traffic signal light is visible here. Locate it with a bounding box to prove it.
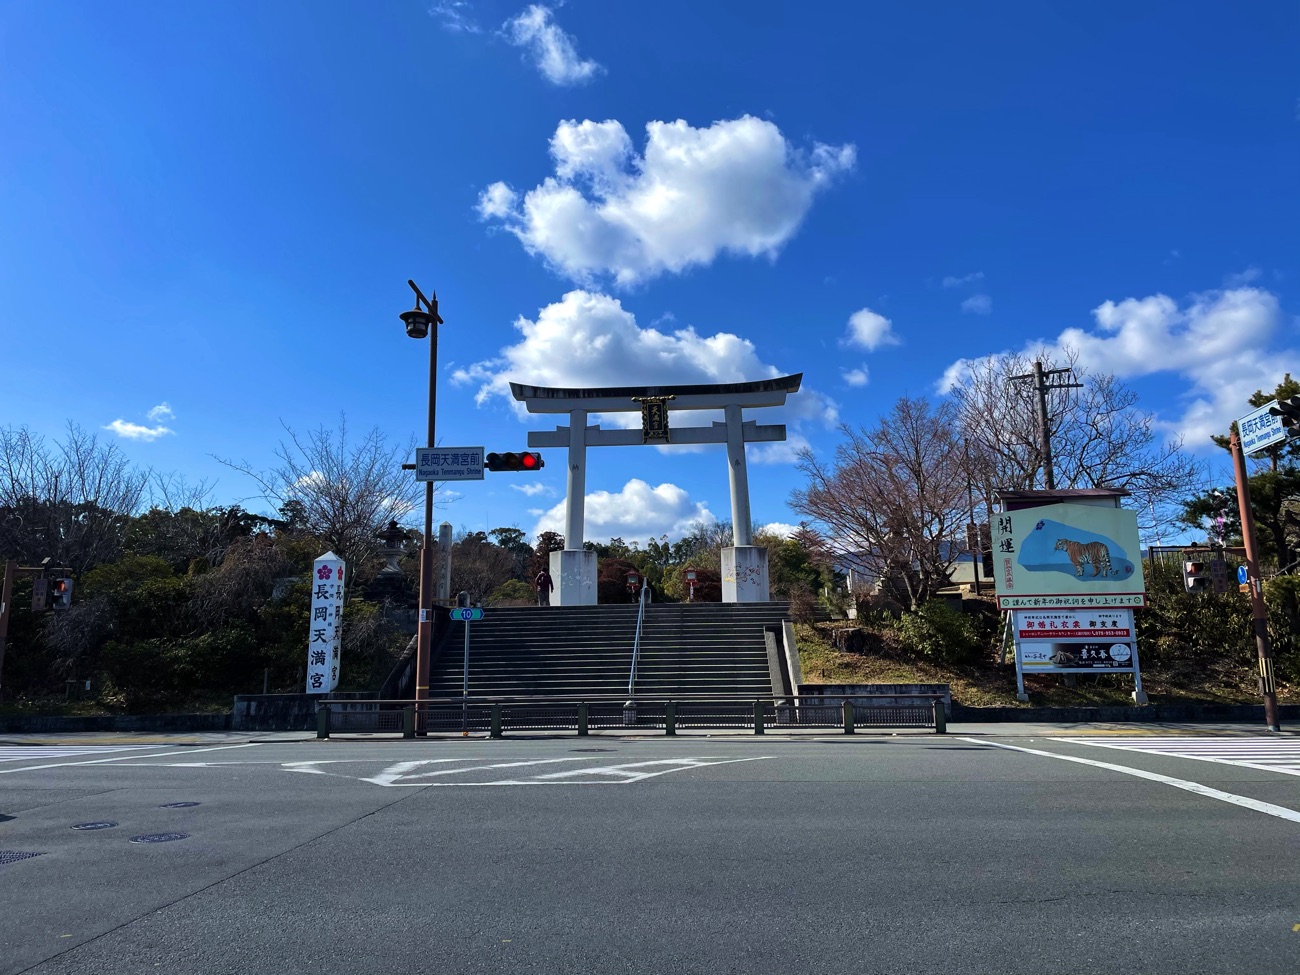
[485,451,544,472]
[51,577,73,609]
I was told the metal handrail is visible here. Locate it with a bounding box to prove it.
[627,583,650,700]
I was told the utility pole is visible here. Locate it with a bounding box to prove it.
[1230,429,1281,731]
[1007,360,1082,490]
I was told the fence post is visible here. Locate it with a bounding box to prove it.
[403,705,415,739]
[490,704,503,739]
[933,698,947,734]
[665,701,676,736]
[754,700,765,735]
[316,704,330,740]
[577,702,589,737]
[842,699,855,735]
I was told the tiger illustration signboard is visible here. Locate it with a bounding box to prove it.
[991,502,1146,610]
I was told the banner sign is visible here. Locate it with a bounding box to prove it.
[1015,608,1134,641]
[306,551,345,693]
[1017,640,1136,670]
[992,503,1146,609]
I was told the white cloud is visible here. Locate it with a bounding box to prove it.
[530,479,716,542]
[942,272,984,289]
[842,366,869,387]
[842,308,899,351]
[511,482,551,497]
[751,432,811,465]
[477,115,856,286]
[961,293,992,315]
[937,285,1288,449]
[147,402,174,422]
[1225,267,1262,287]
[501,4,601,86]
[757,522,799,539]
[104,419,173,441]
[451,290,838,447]
[431,0,481,33]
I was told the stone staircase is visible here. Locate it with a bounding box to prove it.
[426,602,791,699]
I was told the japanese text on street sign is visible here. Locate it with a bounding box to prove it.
[415,448,484,482]
[1238,401,1288,456]
[306,551,345,693]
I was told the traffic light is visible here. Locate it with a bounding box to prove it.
[1183,561,1208,593]
[51,577,73,609]
[1269,396,1300,437]
[485,451,544,472]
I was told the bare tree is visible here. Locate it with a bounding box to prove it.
[949,349,1202,534]
[791,396,974,609]
[0,424,149,573]
[449,531,516,603]
[216,414,419,573]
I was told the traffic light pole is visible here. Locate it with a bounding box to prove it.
[415,314,438,734]
[1230,429,1280,731]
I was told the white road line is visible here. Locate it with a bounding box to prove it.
[959,737,1300,825]
[0,745,158,765]
[1057,737,1300,778]
[535,757,771,781]
[0,742,259,775]
[362,757,591,787]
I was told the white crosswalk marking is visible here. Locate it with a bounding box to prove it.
[1060,737,1300,776]
[0,745,159,765]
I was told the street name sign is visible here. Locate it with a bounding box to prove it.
[415,447,485,482]
[1238,401,1288,456]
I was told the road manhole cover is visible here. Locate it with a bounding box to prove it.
[159,802,201,808]
[0,851,45,865]
[71,822,119,831]
[129,833,189,844]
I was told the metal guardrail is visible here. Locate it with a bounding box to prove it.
[314,694,947,738]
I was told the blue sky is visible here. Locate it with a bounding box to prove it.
[2,0,1297,546]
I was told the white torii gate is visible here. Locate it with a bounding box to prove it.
[510,375,802,605]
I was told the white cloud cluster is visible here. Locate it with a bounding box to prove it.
[843,308,898,351]
[430,0,481,33]
[530,479,716,543]
[841,367,869,387]
[942,271,984,289]
[501,4,601,86]
[938,286,1288,449]
[961,294,992,315]
[452,289,837,437]
[477,115,856,286]
[104,402,175,441]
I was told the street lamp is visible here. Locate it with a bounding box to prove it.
[401,279,444,730]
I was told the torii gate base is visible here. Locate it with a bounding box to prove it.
[722,546,770,603]
[550,549,597,606]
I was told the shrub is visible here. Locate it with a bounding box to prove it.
[892,599,983,663]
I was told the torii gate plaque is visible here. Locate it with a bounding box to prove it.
[511,375,802,605]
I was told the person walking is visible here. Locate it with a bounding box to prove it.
[535,568,554,606]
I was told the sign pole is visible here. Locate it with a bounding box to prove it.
[1230,430,1281,731]
[462,618,471,736]
[0,560,14,698]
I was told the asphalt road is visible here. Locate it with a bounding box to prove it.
[3,734,1300,975]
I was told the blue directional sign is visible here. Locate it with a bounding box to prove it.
[1238,565,1249,586]
[1238,402,1287,456]
[415,447,485,482]
[450,608,484,621]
